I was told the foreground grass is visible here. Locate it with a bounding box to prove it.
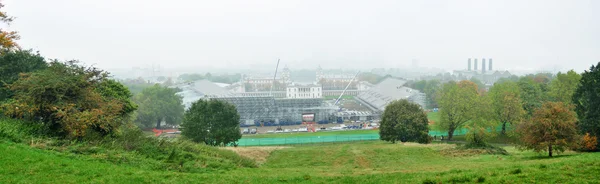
[2,140,599,183]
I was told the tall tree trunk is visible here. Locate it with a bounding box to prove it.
[156,118,162,129]
[501,122,507,135]
[448,127,454,141]
[548,144,553,157]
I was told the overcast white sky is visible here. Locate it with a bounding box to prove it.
[4,0,599,72]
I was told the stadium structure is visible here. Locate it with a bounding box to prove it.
[174,63,426,127]
[356,78,426,113]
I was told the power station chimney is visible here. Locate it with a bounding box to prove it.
[482,58,486,73]
[474,58,478,71]
[468,58,472,71]
[489,58,493,71]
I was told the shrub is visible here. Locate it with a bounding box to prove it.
[580,133,598,151]
[510,168,522,174]
[0,118,46,142]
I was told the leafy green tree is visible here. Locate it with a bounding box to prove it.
[573,62,600,149]
[0,50,47,101]
[517,102,578,157]
[379,100,430,144]
[469,78,485,91]
[517,77,547,116]
[437,80,479,140]
[423,80,441,108]
[181,99,241,146]
[488,81,525,135]
[464,93,497,147]
[96,79,137,116]
[134,84,184,128]
[1,61,133,138]
[549,70,581,104]
[410,80,441,109]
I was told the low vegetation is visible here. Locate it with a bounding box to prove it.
[2,133,599,183]
[0,119,256,174]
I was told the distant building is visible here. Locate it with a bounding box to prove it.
[452,58,513,88]
[286,84,322,99]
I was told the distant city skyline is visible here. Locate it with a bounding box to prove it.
[6,0,598,74]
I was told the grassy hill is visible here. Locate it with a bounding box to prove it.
[2,118,600,183]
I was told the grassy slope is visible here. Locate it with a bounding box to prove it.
[2,140,599,183]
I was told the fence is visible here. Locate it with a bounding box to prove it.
[237,128,471,146]
[237,134,379,146]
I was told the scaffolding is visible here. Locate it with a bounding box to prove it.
[213,96,337,124]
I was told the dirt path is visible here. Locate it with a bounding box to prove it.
[223,146,289,164]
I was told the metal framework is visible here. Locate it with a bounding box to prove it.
[213,96,337,124]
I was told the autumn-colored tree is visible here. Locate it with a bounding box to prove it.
[1,61,135,138]
[0,3,19,52]
[437,80,480,140]
[580,133,597,151]
[488,81,525,135]
[516,102,578,157]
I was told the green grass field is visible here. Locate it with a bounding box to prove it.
[323,95,354,100]
[2,140,599,183]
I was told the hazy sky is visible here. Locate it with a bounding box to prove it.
[4,0,599,72]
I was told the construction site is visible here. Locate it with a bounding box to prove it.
[174,60,427,134]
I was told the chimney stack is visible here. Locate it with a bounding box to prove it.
[468,58,472,71]
[482,58,486,73]
[474,58,478,71]
[489,58,493,71]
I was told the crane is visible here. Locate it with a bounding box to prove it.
[334,71,360,106]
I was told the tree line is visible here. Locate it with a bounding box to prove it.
[382,65,600,156]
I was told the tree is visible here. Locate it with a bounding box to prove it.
[549,70,581,104]
[573,62,600,149]
[181,99,241,146]
[1,61,134,138]
[469,78,486,91]
[359,72,385,85]
[0,3,19,52]
[379,100,430,144]
[0,50,47,101]
[488,81,525,135]
[134,84,184,128]
[437,80,479,140]
[423,80,441,109]
[517,77,547,116]
[516,102,578,157]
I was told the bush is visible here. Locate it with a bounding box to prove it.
[465,126,490,147]
[0,118,46,142]
[580,133,598,151]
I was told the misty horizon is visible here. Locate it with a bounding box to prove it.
[5,0,599,73]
